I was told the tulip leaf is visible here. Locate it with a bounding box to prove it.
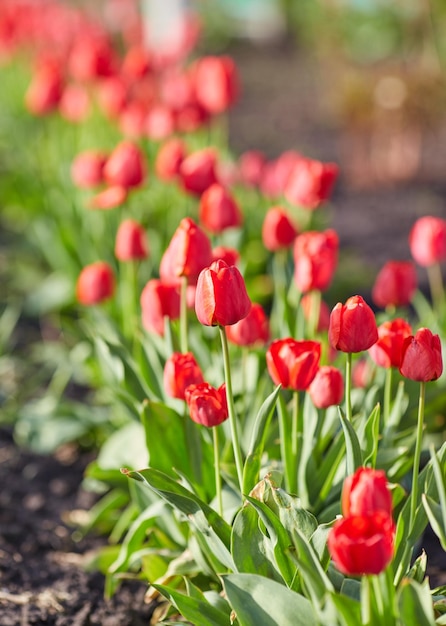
[221,573,318,626]
[123,467,232,547]
[152,581,231,626]
[231,502,284,581]
[397,579,436,626]
[242,384,281,495]
[328,591,361,626]
[362,403,380,468]
[291,526,333,608]
[338,408,363,476]
[422,495,446,551]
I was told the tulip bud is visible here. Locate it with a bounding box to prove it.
[71,150,107,189]
[211,246,240,267]
[399,327,443,382]
[342,467,393,518]
[179,148,218,196]
[163,352,204,400]
[140,279,181,336]
[293,229,339,293]
[284,158,339,210]
[266,338,321,391]
[59,83,90,123]
[76,261,115,305]
[329,295,378,353]
[115,219,149,261]
[195,260,251,327]
[262,206,298,251]
[372,261,417,309]
[226,303,270,347]
[160,217,213,284]
[185,382,229,427]
[155,138,186,181]
[192,55,239,114]
[89,185,127,210]
[368,319,412,369]
[409,216,446,267]
[199,183,242,234]
[103,141,145,189]
[238,150,266,188]
[308,365,344,409]
[25,64,63,116]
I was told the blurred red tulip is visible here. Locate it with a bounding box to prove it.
[199,183,242,234]
[211,246,240,267]
[372,260,418,309]
[293,229,339,293]
[329,295,378,353]
[266,338,321,391]
[368,319,413,369]
[238,150,266,188]
[163,352,204,400]
[140,279,181,336]
[192,55,239,114]
[76,261,115,305]
[195,260,251,327]
[115,219,149,261]
[285,158,339,210]
[59,83,90,122]
[262,206,298,251]
[89,185,127,210]
[409,216,446,267]
[309,365,344,409]
[342,467,393,518]
[103,141,145,189]
[226,303,270,347]
[160,217,213,284]
[399,327,443,382]
[145,105,175,141]
[25,63,63,115]
[155,137,186,181]
[179,148,218,196]
[71,150,107,189]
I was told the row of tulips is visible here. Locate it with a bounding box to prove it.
[1,2,446,625]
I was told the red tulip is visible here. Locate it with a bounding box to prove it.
[262,206,298,252]
[25,63,63,116]
[145,105,175,141]
[155,137,186,181]
[372,261,417,309]
[103,141,145,189]
[140,279,181,336]
[71,150,107,189]
[329,295,378,353]
[121,45,152,79]
[284,158,339,210]
[309,366,344,409]
[179,148,218,196]
[342,467,393,518]
[199,183,242,234]
[59,83,90,123]
[76,261,115,305]
[238,150,266,188]
[192,55,239,114]
[368,319,413,369]
[260,151,303,199]
[160,217,213,284]
[89,185,127,210]
[195,260,251,327]
[115,219,149,261]
[163,352,204,400]
[266,338,321,391]
[211,246,240,267]
[399,327,443,382]
[68,35,116,82]
[226,303,270,347]
[409,216,446,267]
[293,229,339,293]
[328,511,395,576]
[185,382,228,427]
[96,76,127,119]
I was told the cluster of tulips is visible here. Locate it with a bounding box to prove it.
[2,1,446,624]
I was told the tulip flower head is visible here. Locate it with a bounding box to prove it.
[160,217,213,284]
[71,149,107,189]
[226,303,270,347]
[140,279,181,336]
[199,183,242,234]
[399,327,443,382]
[155,137,186,181]
[368,319,412,369]
[76,261,115,305]
[192,55,239,115]
[284,157,339,210]
[103,140,145,189]
[179,148,218,196]
[262,206,298,252]
[342,467,393,518]
[309,365,344,409]
[266,338,321,391]
[409,216,446,267]
[329,295,378,353]
[372,260,417,309]
[185,382,229,427]
[293,229,339,293]
[115,219,149,261]
[163,352,204,400]
[195,260,251,327]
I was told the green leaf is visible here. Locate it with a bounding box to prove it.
[291,526,333,608]
[422,495,446,551]
[328,591,361,626]
[267,487,318,540]
[397,579,436,626]
[222,573,318,626]
[362,403,380,468]
[339,408,363,476]
[242,385,281,495]
[152,581,230,626]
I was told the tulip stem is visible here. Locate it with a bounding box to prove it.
[213,426,223,516]
[121,260,138,344]
[383,367,393,425]
[427,262,444,316]
[361,575,372,626]
[180,276,188,353]
[219,325,244,494]
[410,381,426,533]
[291,390,299,493]
[345,352,353,421]
[277,392,293,494]
[307,289,321,339]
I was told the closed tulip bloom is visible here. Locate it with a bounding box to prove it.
[409,216,446,267]
[211,246,240,267]
[185,382,229,427]
[328,512,395,576]
[266,338,321,391]
[96,76,128,119]
[238,150,266,188]
[115,219,149,261]
[76,261,115,305]
[59,83,90,123]
[140,279,181,336]
[25,64,63,116]
[195,260,251,327]
[226,303,270,347]
[68,35,116,81]
[89,185,127,210]
[368,319,412,369]
[342,467,393,518]
[372,261,417,309]
[179,148,218,196]
[199,183,242,234]
[329,295,378,353]
[293,229,339,293]
[309,365,344,409]
[262,206,298,251]
[284,158,339,210]
[160,217,213,284]
[155,137,186,181]
[145,105,175,141]
[71,150,107,189]
[399,327,443,382]
[192,55,239,114]
[163,352,204,400]
[103,141,145,189]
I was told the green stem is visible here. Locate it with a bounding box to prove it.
[383,367,393,425]
[307,289,321,339]
[427,262,444,316]
[219,325,244,494]
[121,260,138,344]
[180,276,189,353]
[291,391,299,494]
[213,426,223,517]
[410,381,426,533]
[278,392,292,493]
[361,575,372,626]
[345,352,353,422]
[184,406,203,488]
